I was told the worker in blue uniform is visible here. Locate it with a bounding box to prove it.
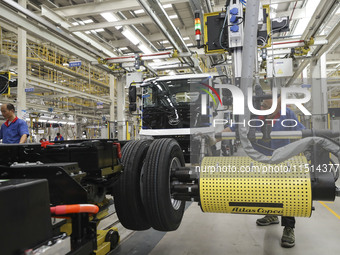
[54,132,64,141]
[0,103,29,144]
[223,95,305,248]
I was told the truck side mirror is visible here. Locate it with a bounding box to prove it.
[129,86,137,103]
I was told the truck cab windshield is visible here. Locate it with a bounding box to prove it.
[141,77,210,129]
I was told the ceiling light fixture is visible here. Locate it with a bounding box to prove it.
[83,19,93,24]
[138,44,153,54]
[163,4,173,9]
[100,12,122,30]
[169,15,178,19]
[101,12,117,22]
[122,29,141,45]
[134,9,145,14]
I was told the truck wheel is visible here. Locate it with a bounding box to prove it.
[114,140,151,230]
[142,139,185,231]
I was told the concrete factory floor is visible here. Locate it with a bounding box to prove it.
[112,148,340,255]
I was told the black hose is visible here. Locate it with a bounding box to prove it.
[251,142,275,152]
[319,135,340,147]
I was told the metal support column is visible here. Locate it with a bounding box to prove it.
[116,77,126,140]
[302,67,308,85]
[240,0,260,116]
[17,0,27,119]
[109,75,116,139]
[76,116,82,139]
[233,49,243,86]
[311,54,328,129]
[238,0,261,158]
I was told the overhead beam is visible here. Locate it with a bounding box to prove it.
[0,1,120,69]
[53,0,188,18]
[69,16,153,32]
[41,5,116,58]
[137,0,202,73]
[112,26,194,48]
[27,76,112,104]
[25,103,103,120]
[286,0,340,86]
[0,97,103,120]
[271,36,327,50]
[213,0,303,12]
[261,0,303,4]
[314,22,340,60]
[327,61,340,65]
[286,15,340,86]
[302,0,338,39]
[275,8,307,20]
[69,9,179,34]
[327,78,340,83]
[0,0,106,59]
[326,53,340,61]
[42,93,80,99]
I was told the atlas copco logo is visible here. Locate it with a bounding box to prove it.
[231,207,284,215]
[201,86,311,116]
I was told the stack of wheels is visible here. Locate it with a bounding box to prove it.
[113,138,186,232]
[113,140,151,230]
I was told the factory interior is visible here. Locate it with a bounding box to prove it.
[0,0,340,254]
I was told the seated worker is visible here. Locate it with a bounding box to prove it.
[54,132,64,141]
[222,95,305,248]
[0,103,29,144]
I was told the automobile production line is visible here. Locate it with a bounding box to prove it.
[112,148,340,255]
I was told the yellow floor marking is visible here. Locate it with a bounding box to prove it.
[319,201,340,220]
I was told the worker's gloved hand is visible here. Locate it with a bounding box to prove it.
[261,124,272,142]
[194,133,217,146]
[304,149,312,161]
[205,135,217,146]
[247,127,257,142]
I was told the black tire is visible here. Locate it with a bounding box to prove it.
[142,138,186,231]
[105,229,120,250]
[113,140,151,230]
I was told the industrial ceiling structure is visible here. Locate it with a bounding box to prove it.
[1,0,340,124]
